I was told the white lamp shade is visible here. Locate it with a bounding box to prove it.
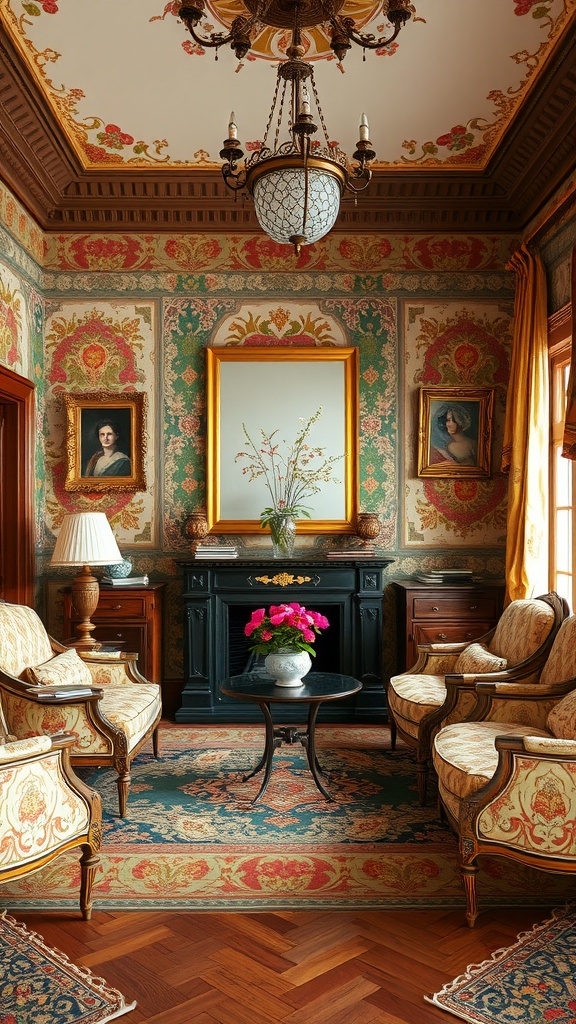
[252,166,342,246]
[50,512,123,567]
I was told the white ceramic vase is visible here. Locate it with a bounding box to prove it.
[264,649,312,687]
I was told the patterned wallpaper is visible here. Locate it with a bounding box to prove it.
[0,178,531,682]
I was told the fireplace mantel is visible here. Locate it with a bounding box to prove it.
[176,555,394,724]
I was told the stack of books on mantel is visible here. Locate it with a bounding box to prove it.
[101,574,149,586]
[326,547,376,559]
[413,569,476,585]
[194,543,238,559]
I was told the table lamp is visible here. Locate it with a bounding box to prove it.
[50,512,123,649]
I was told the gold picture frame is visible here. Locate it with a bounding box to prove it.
[63,392,146,492]
[206,346,359,533]
[418,387,494,478]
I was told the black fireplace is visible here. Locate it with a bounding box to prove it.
[177,555,393,724]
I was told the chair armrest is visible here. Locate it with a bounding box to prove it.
[0,674,103,704]
[404,647,461,675]
[0,732,76,763]
[77,650,150,686]
[521,735,576,756]
[77,649,135,664]
[31,685,103,702]
[475,678,575,699]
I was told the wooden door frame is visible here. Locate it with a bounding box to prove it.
[0,364,35,606]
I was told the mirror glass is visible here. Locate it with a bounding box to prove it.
[206,347,358,533]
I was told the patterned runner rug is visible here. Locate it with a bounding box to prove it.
[2,726,575,912]
[0,911,136,1023]
[426,903,576,1023]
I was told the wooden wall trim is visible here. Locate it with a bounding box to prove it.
[0,365,35,607]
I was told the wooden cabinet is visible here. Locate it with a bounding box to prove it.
[63,583,165,685]
[392,580,505,673]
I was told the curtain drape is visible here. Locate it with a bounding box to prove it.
[561,243,576,458]
[501,244,549,602]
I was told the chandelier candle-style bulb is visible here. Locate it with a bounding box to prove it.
[359,113,369,142]
[228,112,238,140]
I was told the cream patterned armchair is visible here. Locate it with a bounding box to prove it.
[0,729,101,918]
[387,592,568,804]
[432,613,576,926]
[0,601,162,817]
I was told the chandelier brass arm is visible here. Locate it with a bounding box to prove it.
[323,0,414,61]
[178,0,414,63]
[178,1,270,60]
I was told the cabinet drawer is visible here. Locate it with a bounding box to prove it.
[412,597,497,619]
[90,595,147,618]
[414,622,493,646]
[89,625,143,651]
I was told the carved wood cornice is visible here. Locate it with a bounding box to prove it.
[0,23,575,235]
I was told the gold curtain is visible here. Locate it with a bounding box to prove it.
[501,244,549,602]
[561,242,576,458]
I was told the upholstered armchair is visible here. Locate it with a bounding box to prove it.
[432,613,576,926]
[0,601,162,817]
[387,592,568,804]
[0,730,101,918]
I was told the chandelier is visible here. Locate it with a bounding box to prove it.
[178,0,415,254]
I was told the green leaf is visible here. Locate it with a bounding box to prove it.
[22,3,42,14]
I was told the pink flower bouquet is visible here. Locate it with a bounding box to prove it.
[244,602,329,656]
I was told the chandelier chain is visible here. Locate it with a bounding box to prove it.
[309,71,331,151]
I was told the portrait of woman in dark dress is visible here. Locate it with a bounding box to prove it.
[83,418,131,477]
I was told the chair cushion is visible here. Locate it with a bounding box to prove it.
[0,603,53,678]
[388,673,447,726]
[26,648,93,688]
[433,720,551,805]
[489,598,555,666]
[454,642,507,674]
[547,687,576,740]
[101,684,160,749]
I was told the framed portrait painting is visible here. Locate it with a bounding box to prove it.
[63,392,146,492]
[418,387,494,479]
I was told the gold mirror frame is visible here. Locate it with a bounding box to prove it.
[206,346,359,533]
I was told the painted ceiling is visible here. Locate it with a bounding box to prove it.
[2,0,575,174]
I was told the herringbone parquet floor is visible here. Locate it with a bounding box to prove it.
[19,905,553,1023]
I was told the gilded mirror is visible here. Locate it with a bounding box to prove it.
[206,346,359,533]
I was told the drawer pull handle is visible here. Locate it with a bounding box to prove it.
[432,605,439,612]
[437,632,447,640]
[112,604,122,610]
[469,604,478,611]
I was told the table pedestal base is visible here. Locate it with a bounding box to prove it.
[243,701,332,804]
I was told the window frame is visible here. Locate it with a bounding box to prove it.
[549,303,574,609]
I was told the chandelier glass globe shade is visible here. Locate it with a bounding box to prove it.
[251,165,344,246]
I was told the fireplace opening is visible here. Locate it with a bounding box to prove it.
[227,602,342,677]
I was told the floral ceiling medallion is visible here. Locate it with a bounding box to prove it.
[191,0,387,60]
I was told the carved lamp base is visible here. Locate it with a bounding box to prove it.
[69,564,101,650]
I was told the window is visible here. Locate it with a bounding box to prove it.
[549,307,574,610]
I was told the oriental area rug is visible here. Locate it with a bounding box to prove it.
[426,903,576,1024]
[0,911,136,1024]
[1,726,575,913]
